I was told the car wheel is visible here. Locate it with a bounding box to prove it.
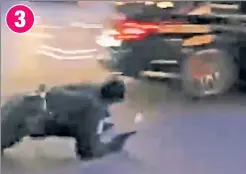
[181,49,237,99]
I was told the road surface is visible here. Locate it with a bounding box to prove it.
[1,2,246,174]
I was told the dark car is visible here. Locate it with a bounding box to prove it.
[96,1,210,78]
[96,2,246,98]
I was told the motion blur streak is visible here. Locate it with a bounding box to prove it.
[39,45,97,54]
[36,50,94,60]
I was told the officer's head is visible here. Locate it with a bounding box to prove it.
[100,77,125,103]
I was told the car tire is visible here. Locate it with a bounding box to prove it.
[181,49,237,99]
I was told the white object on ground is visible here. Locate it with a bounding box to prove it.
[134,112,143,124]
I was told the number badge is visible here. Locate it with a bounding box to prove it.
[5,4,35,34]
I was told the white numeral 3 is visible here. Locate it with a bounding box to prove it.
[15,10,26,27]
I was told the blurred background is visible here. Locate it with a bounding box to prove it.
[1,1,246,174]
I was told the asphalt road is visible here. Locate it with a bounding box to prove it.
[1,2,246,174]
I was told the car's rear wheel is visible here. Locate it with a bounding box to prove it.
[181,49,237,99]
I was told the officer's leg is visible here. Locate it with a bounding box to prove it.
[75,125,136,160]
[89,130,136,158]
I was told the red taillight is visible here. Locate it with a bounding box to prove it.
[110,20,159,41]
[110,19,189,41]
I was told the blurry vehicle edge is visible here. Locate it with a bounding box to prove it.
[95,2,246,98]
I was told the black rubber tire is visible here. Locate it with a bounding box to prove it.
[181,49,238,99]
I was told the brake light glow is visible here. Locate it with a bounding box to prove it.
[110,20,159,41]
[109,15,189,41]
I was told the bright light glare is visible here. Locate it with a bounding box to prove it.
[157,2,174,8]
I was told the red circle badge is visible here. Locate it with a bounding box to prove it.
[5,4,35,34]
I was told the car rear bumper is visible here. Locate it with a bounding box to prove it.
[96,46,182,79]
[95,32,184,78]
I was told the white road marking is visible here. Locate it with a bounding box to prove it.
[33,16,61,29]
[20,32,54,39]
[35,25,62,29]
[37,50,94,60]
[39,45,97,54]
[71,22,103,29]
